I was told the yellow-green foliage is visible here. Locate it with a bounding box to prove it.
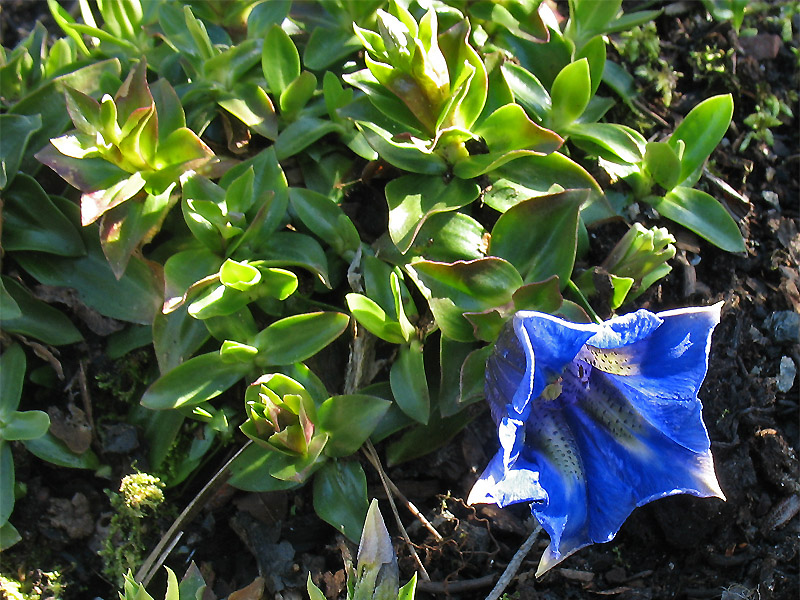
[0,571,65,599]
[100,472,166,587]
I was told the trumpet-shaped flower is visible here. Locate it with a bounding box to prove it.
[468,305,725,575]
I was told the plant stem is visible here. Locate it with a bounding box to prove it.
[483,524,542,600]
[566,279,603,324]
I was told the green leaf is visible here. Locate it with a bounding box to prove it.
[474,103,562,154]
[386,407,475,466]
[0,344,25,419]
[219,82,278,140]
[491,153,603,199]
[0,521,21,551]
[575,35,606,97]
[99,186,175,279]
[14,204,162,324]
[346,294,407,344]
[2,410,49,441]
[606,10,664,35]
[357,121,447,174]
[257,232,332,288]
[307,574,327,600]
[438,337,479,417]
[178,562,209,600]
[342,72,424,135]
[140,352,250,410]
[501,62,551,120]
[289,188,361,259]
[602,59,637,104]
[263,24,300,95]
[399,574,417,600]
[153,308,210,374]
[23,432,99,469]
[304,27,361,71]
[389,340,430,424]
[164,567,179,600]
[668,94,733,184]
[489,189,586,285]
[227,444,299,492]
[247,0,291,37]
[644,141,682,191]
[203,39,262,88]
[386,174,480,252]
[0,443,14,524]
[150,79,186,145]
[387,211,487,263]
[254,312,350,366]
[649,187,746,253]
[0,279,21,321]
[1,174,85,256]
[549,58,591,130]
[0,113,41,190]
[273,116,341,160]
[312,460,369,542]
[280,70,317,116]
[411,258,522,341]
[317,395,392,457]
[567,122,645,164]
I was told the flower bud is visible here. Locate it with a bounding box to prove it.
[240,374,318,455]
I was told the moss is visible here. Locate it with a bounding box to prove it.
[99,472,166,587]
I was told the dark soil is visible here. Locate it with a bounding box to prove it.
[1,2,798,600]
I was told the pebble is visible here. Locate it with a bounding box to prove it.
[761,190,780,209]
[777,356,796,393]
[764,311,800,343]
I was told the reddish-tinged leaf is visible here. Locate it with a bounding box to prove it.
[114,60,154,123]
[100,185,175,278]
[82,171,147,225]
[64,87,102,135]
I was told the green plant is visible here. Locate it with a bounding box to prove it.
[613,23,681,107]
[0,0,750,579]
[117,563,208,600]
[740,93,794,150]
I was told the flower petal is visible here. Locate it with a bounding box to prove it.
[601,303,722,451]
[512,311,597,412]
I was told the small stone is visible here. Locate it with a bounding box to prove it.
[761,190,780,209]
[739,34,782,61]
[764,311,800,343]
[777,356,796,393]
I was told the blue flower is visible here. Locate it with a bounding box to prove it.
[468,304,726,575]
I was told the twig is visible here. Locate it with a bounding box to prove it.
[484,524,542,600]
[364,440,431,582]
[135,441,252,585]
[362,447,444,542]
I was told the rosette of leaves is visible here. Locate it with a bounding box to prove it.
[239,373,329,480]
[35,60,222,276]
[346,2,566,252]
[228,372,393,542]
